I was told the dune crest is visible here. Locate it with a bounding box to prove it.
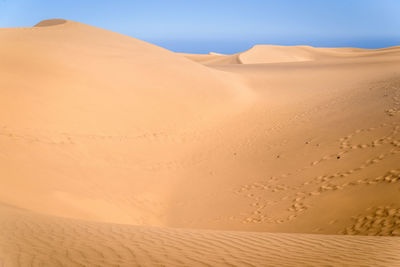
[238,45,316,64]
[183,44,400,65]
[34,18,68,27]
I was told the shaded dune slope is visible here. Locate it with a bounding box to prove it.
[34,18,67,27]
[0,19,251,226]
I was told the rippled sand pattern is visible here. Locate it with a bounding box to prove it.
[1,207,400,267]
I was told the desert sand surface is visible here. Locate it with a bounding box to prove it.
[2,204,400,266]
[0,19,400,266]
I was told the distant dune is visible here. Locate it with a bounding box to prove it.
[1,19,400,266]
[34,18,67,27]
[182,44,400,65]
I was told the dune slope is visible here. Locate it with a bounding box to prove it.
[0,19,250,226]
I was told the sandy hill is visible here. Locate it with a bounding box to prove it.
[1,19,400,266]
[0,18,251,226]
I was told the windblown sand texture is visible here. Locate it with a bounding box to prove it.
[1,19,400,266]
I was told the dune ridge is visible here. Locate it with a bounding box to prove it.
[1,19,400,266]
[34,18,67,27]
[182,44,400,65]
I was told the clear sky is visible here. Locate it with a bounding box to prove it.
[1,0,399,54]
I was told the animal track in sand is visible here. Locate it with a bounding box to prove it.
[238,163,400,226]
[339,122,400,151]
[0,127,216,171]
[0,125,218,146]
[236,86,400,227]
[385,85,400,116]
[341,205,400,236]
[237,136,399,225]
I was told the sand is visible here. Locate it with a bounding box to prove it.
[0,19,399,266]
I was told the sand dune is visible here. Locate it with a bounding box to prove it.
[1,19,400,266]
[238,45,400,64]
[0,19,251,226]
[183,44,400,65]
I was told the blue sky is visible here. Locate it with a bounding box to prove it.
[0,0,399,54]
